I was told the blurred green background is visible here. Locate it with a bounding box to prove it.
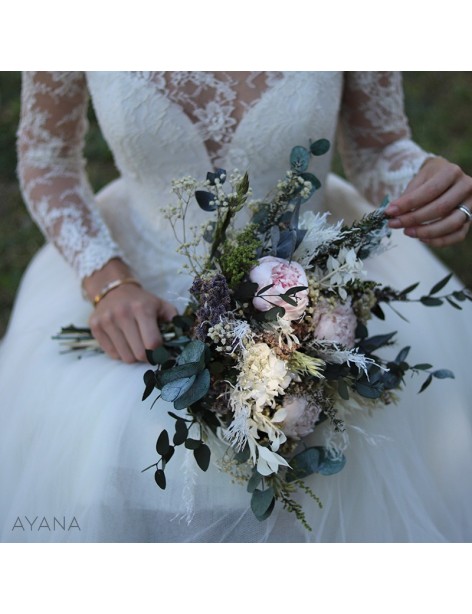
[0,71,471,337]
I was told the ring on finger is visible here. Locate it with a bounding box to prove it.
[457,204,472,223]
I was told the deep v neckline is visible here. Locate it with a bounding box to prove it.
[134,71,285,165]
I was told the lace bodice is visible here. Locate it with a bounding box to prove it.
[17,71,430,281]
[136,71,284,164]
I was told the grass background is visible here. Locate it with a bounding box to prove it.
[0,71,471,337]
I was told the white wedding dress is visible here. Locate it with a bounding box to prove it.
[1,71,471,542]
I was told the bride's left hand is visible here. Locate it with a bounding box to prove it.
[385,157,472,247]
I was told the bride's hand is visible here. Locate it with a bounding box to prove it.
[385,157,472,247]
[83,259,178,363]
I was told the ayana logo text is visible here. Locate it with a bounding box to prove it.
[11,516,81,532]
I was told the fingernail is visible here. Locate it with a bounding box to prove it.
[388,219,402,229]
[385,205,399,216]
[404,228,417,237]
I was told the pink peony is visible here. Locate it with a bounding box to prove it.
[249,256,309,321]
[313,299,357,348]
[279,396,322,440]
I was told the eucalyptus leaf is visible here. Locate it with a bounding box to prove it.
[395,346,410,363]
[234,281,259,301]
[286,447,321,482]
[234,445,251,463]
[154,469,166,490]
[168,411,191,421]
[251,487,275,520]
[146,347,169,366]
[156,430,170,456]
[162,446,175,463]
[279,294,298,307]
[195,190,217,211]
[400,282,420,296]
[355,381,383,399]
[246,470,263,493]
[367,364,384,384]
[317,448,346,476]
[255,306,286,322]
[432,369,455,379]
[161,375,196,402]
[194,443,211,471]
[285,285,308,296]
[295,228,307,249]
[206,168,226,185]
[270,226,281,254]
[381,371,402,390]
[453,291,466,302]
[177,340,207,366]
[355,322,368,340]
[257,284,274,296]
[158,362,202,386]
[446,297,462,310]
[429,273,453,296]
[361,332,396,353]
[290,146,310,173]
[142,369,156,401]
[420,296,443,307]
[371,303,386,320]
[185,438,202,450]
[276,228,297,259]
[173,419,188,445]
[419,374,433,393]
[310,138,330,156]
[173,369,211,410]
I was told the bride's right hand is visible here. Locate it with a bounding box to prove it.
[83,259,178,363]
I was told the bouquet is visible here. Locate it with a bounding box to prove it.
[56,139,471,530]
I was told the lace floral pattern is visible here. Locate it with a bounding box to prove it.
[17,71,431,282]
[338,71,432,203]
[17,71,124,280]
[135,71,283,163]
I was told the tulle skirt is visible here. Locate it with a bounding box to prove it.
[1,175,471,542]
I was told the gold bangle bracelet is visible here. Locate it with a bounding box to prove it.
[93,277,142,307]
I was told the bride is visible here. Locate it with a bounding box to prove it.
[0,71,471,542]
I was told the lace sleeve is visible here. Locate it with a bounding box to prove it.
[17,71,125,280]
[338,71,433,205]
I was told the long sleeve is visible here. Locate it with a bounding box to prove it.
[338,71,433,205]
[17,71,125,280]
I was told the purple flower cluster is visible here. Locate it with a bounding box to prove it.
[190,274,232,341]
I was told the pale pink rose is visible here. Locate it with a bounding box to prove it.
[313,299,357,348]
[279,396,322,440]
[249,256,309,321]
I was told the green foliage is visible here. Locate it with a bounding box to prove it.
[219,224,261,287]
[1,73,471,338]
[290,146,310,173]
[286,446,346,482]
[0,72,22,182]
[251,487,276,521]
